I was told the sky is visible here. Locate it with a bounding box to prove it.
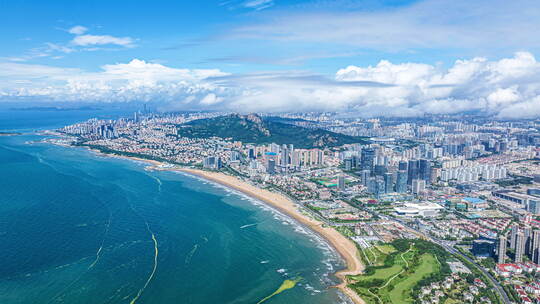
[1,0,540,118]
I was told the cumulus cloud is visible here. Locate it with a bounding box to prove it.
[329,52,540,117]
[68,25,88,35]
[71,34,134,47]
[2,52,540,118]
[0,59,228,104]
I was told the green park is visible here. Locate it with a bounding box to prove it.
[349,239,450,304]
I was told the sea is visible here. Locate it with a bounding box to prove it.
[0,108,349,304]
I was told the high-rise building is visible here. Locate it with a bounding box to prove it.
[524,226,532,255]
[419,159,431,183]
[531,230,540,263]
[361,170,371,186]
[384,172,393,193]
[361,148,376,172]
[411,179,426,195]
[367,176,385,198]
[291,150,301,168]
[497,234,507,264]
[203,156,222,170]
[374,165,387,176]
[375,177,385,198]
[280,144,289,167]
[351,155,359,169]
[338,175,346,191]
[216,157,223,170]
[230,151,241,162]
[398,160,408,171]
[203,156,216,169]
[267,159,276,174]
[528,200,540,215]
[344,158,353,171]
[367,177,377,194]
[407,160,419,185]
[515,232,526,263]
[396,170,408,193]
[510,224,519,249]
[248,147,256,159]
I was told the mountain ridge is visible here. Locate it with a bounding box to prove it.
[176,114,367,148]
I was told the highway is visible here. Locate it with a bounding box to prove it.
[428,235,511,304]
[396,219,511,304]
[254,185,512,304]
[353,201,511,304]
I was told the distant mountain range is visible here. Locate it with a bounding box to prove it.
[9,106,102,111]
[177,114,367,148]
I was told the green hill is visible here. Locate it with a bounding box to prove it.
[176,114,367,148]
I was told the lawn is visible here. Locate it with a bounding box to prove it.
[350,241,441,304]
[358,245,388,267]
[355,263,403,282]
[376,244,396,255]
[385,253,439,303]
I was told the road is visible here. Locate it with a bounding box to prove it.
[430,237,511,304]
[355,202,511,304]
[258,187,511,304]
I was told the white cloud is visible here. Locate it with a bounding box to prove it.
[45,43,74,54]
[227,0,540,51]
[5,26,136,62]
[0,59,228,105]
[68,25,88,35]
[243,0,274,10]
[71,34,134,47]
[200,93,223,105]
[2,53,540,118]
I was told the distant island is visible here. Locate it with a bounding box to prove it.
[177,113,368,148]
[9,106,102,111]
[0,131,22,136]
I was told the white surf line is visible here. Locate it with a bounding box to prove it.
[240,223,257,229]
[185,236,209,265]
[47,209,113,303]
[89,209,112,269]
[184,244,199,265]
[146,173,163,193]
[129,220,159,304]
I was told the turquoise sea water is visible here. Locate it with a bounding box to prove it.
[0,109,348,304]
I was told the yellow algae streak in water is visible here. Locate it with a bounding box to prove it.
[257,277,301,304]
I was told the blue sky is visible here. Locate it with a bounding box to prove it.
[1,0,514,73]
[1,0,540,117]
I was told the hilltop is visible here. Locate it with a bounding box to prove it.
[176,114,367,148]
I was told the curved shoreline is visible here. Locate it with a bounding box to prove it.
[176,168,365,304]
[79,148,366,304]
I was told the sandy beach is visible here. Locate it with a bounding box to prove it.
[177,168,365,304]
